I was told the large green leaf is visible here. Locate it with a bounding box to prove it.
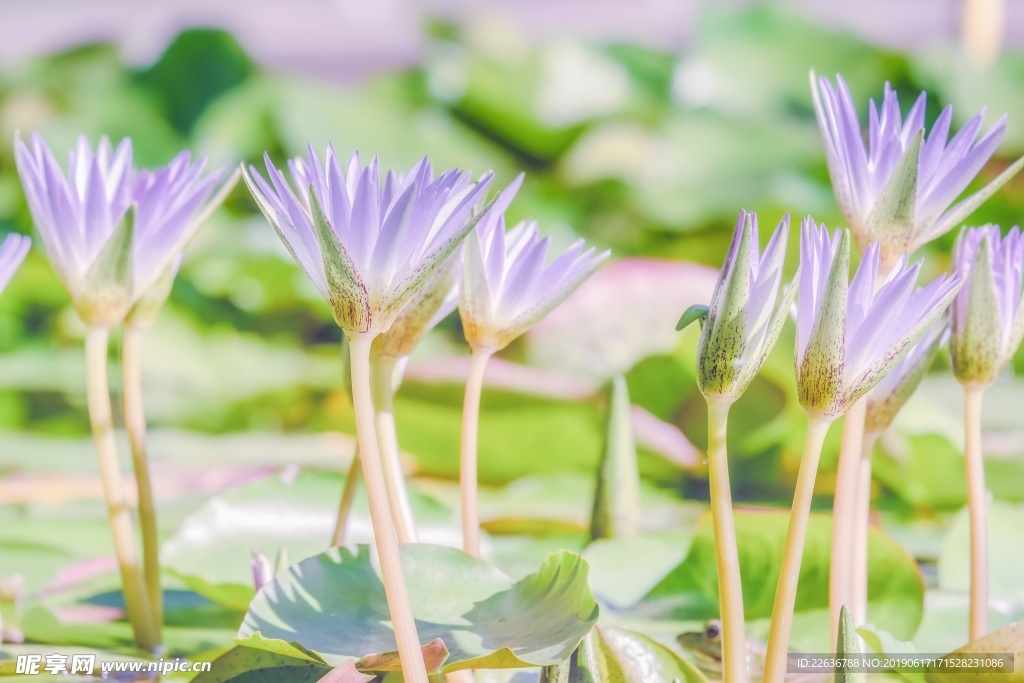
[541,626,708,683]
[640,511,924,651]
[938,501,1024,605]
[162,470,457,611]
[238,545,599,673]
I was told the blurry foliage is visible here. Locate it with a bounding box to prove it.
[2,4,1024,665]
[2,4,1024,503]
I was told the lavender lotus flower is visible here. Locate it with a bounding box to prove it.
[14,134,230,327]
[243,147,493,335]
[865,317,949,434]
[0,234,30,296]
[811,74,1023,265]
[681,210,796,402]
[951,226,1024,387]
[460,177,609,352]
[796,218,961,419]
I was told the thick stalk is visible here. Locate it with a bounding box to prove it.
[85,328,158,651]
[348,333,428,683]
[763,417,832,683]
[332,449,361,546]
[829,397,866,640]
[964,385,989,640]
[460,349,492,557]
[706,399,748,683]
[851,431,880,623]
[121,325,163,645]
[371,355,418,544]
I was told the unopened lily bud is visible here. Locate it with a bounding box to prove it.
[951,226,1024,388]
[680,210,795,403]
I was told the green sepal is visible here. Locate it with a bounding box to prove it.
[676,304,710,331]
[865,130,921,261]
[798,229,850,417]
[307,183,372,333]
[74,204,136,327]
[834,605,867,683]
[951,235,1003,386]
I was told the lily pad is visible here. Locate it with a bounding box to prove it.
[162,470,458,611]
[238,545,599,673]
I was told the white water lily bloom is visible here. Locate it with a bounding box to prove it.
[951,225,1024,388]
[796,218,961,419]
[686,210,796,402]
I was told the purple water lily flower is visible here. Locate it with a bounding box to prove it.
[796,217,961,419]
[460,174,609,352]
[811,74,1023,265]
[951,225,1024,387]
[0,234,30,296]
[14,133,230,327]
[243,146,494,335]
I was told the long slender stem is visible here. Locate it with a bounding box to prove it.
[851,431,879,624]
[347,333,428,683]
[763,416,832,683]
[829,397,866,641]
[371,355,418,544]
[460,349,493,557]
[706,399,747,683]
[85,328,158,651]
[964,385,988,641]
[121,325,163,645]
[332,448,361,546]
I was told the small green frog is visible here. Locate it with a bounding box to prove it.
[676,621,828,683]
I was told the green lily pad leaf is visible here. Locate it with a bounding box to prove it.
[583,534,692,609]
[858,625,923,683]
[239,545,599,672]
[599,627,708,683]
[925,623,1024,683]
[162,470,457,611]
[641,511,924,652]
[938,501,1024,607]
[194,642,334,683]
[19,605,237,658]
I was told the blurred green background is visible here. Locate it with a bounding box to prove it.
[2,0,1024,661]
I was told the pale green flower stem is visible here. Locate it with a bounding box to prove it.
[706,399,748,683]
[347,332,428,683]
[763,416,832,683]
[851,430,880,623]
[331,448,360,546]
[460,348,493,557]
[964,385,989,640]
[121,325,163,646]
[85,328,158,651]
[829,397,867,639]
[371,355,419,544]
